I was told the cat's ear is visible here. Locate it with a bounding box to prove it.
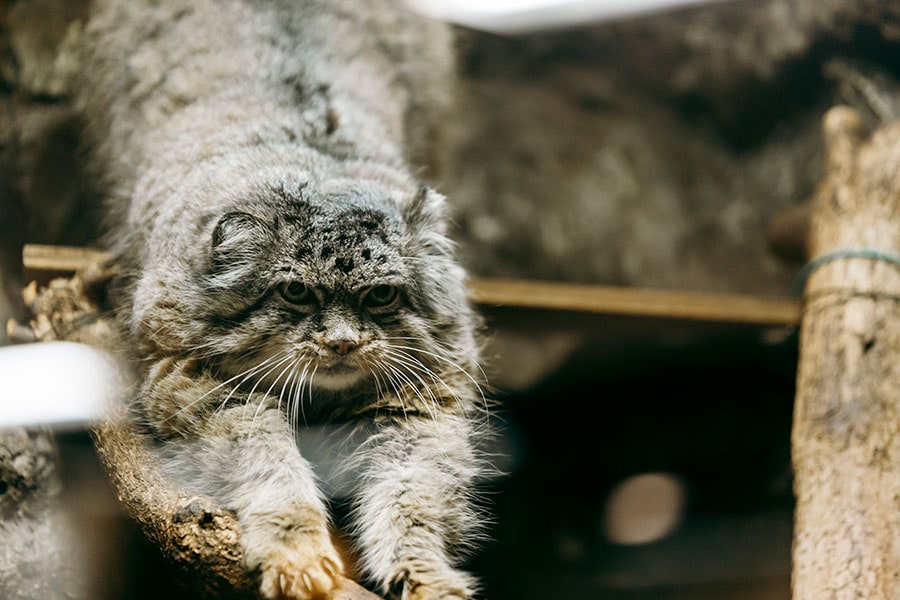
[404,186,448,235]
[210,211,272,271]
[403,187,457,266]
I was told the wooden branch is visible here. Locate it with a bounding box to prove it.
[21,245,113,285]
[469,277,799,325]
[791,107,900,598]
[22,244,801,326]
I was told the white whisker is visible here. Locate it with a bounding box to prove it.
[375,362,409,425]
[386,342,489,415]
[283,359,303,447]
[305,364,318,420]
[296,360,312,426]
[240,352,296,422]
[381,350,446,407]
[381,360,438,424]
[386,335,489,385]
[246,354,300,437]
[381,346,459,404]
[162,352,284,424]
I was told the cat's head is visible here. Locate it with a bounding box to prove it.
[189,175,478,411]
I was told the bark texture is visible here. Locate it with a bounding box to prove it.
[792,106,900,598]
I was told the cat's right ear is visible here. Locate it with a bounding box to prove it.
[210,211,272,271]
[404,186,448,235]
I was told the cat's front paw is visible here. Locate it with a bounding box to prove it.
[257,538,344,600]
[243,510,345,600]
[387,566,476,600]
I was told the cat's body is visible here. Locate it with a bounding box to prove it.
[78,1,484,598]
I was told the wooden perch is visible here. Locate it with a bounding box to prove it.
[22,243,801,326]
[469,277,799,325]
[791,107,900,598]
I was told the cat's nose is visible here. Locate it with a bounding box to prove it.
[327,338,360,356]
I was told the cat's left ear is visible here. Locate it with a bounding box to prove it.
[210,211,273,272]
[404,186,448,235]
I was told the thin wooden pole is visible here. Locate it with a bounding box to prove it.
[792,107,900,598]
[21,244,801,326]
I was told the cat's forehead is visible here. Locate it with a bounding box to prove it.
[278,193,408,288]
[285,194,402,242]
[275,177,402,224]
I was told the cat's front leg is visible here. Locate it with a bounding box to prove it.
[347,412,482,600]
[240,493,344,600]
[146,362,344,599]
[165,403,344,599]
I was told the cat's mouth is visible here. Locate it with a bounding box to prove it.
[312,357,368,391]
[313,366,366,390]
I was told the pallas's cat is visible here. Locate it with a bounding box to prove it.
[78,1,485,598]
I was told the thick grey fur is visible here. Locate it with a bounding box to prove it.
[77,1,486,598]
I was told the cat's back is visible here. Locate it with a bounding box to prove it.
[79,0,454,200]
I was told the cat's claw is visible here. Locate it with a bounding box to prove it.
[387,568,474,600]
[259,547,344,600]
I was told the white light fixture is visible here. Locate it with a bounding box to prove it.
[0,342,125,429]
[406,0,729,34]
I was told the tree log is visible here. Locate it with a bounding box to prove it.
[792,106,900,598]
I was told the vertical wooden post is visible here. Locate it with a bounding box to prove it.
[792,106,900,598]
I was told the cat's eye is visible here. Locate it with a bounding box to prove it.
[279,281,316,305]
[362,285,399,308]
